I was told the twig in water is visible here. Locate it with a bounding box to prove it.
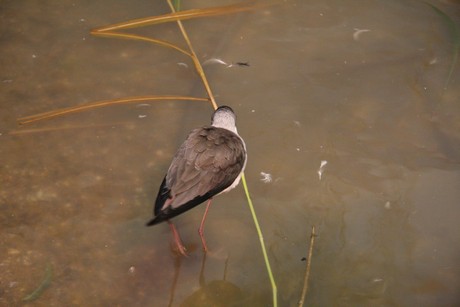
[298,226,316,306]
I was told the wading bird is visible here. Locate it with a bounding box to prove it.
[146,106,247,255]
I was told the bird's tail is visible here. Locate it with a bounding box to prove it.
[146,217,160,226]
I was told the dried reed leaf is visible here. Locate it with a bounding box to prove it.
[91,32,191,57]
[18,95,209,125]
[92,2,260,32]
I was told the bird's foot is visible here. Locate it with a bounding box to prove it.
[170,241,188,257]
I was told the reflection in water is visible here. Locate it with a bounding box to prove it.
[168,254,182,307]
[1,0,460,306]
[180,254,243,306]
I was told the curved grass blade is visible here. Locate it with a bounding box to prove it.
[90,31,192,57]
[92,2,260,32]
[18,95,209,125]
[22,263,53,302]
[166,0,218,109]
[425,2,459,89]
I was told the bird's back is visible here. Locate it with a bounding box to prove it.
[147,126,246,226]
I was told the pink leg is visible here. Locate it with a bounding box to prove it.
[198,199,213,253]
[168,220,187,256]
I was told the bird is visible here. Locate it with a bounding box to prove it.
[146,106,247,255]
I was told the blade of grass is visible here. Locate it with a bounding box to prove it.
[92,2,260,32]
[241,174,277,307]
[166,0,218,110]
[18,95,209,125]
[90,31,192,57]
[10,121,133,135]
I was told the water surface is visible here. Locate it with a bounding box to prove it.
[1,0,460,306]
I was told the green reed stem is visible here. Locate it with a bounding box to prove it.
[173,0,181,11]
[241,173,277,307]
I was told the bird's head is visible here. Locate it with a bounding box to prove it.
[211,106,238,133]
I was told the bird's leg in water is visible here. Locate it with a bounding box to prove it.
[198,199,213,252]
[168,220,187,256]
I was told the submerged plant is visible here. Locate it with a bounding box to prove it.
[22,263,53,302]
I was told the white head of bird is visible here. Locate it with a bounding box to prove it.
[211,105,238,133]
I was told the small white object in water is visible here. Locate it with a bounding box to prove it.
[318,160,328,180]
[177,62,188,68]
[384,201,391,209]
[202,58,232,67]
[138,114,147,118]
[353,28,371,41]
[260,172,272,183]
[128,266,136,274]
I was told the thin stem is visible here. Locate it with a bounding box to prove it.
[90,31,192,57]
[241,173,277,307]
[298,226,317,306]
[18,95,209,124]
[92,3,259,32]
[166,0,218,110]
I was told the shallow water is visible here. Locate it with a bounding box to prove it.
[1,0,460,306]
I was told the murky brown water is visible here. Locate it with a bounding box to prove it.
[1,0,460,306]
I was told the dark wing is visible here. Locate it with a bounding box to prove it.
[146,126,245,226]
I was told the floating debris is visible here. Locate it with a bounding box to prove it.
[384,201,391,209]
[260,171,272,183]
[203,58,230,67]
[317,160,328,180]
[136,103,151,108]
[353,28,370,41]
[235,62,250,67]
[202,58,249,68]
